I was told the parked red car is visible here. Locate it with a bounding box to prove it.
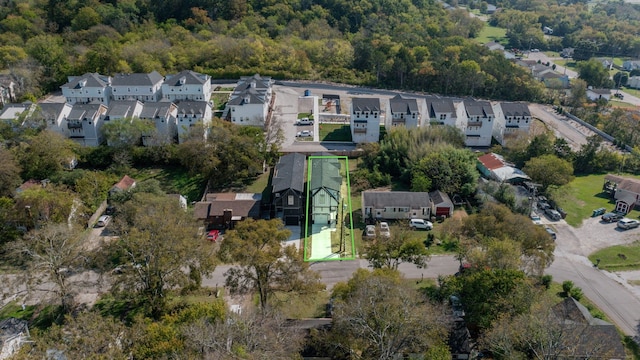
[207,230,220,242]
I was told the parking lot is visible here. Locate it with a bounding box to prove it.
[553,216,640,258]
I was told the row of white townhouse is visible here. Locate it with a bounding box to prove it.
[0,72,275,146]
[350,95,532,146]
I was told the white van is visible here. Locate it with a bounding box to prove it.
[409,219,433,230]
[97,215,111,227]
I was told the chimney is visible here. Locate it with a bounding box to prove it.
[223,209,232,227]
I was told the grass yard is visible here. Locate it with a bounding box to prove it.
[549,174,640,227]
[319,123,351,141]
[244,170,272,202]
[475,24,507,44]
[589,241,640,271]
[210,93,229,110]
[610,100,638,109]
[132,166,206,204]
[553,59,577,69]
[272,291,331,318]
[622,87,640,97]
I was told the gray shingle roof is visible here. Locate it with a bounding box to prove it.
[68,103,104,120]
[38,103,67,119]
[163,70,209,86]
[464,99,493,117]
[272,153,306,194]
[429,190,453,207]
[362,191,431,209]
[310,158,341,192]
[106,100,140,118]
[500,102,530,117]
[111,71,164,86]
[228,89,266,105]
[140,102,175,119]
[176,101,209,115]
[428,99,457,116]
[352,97,381,112]
[389,94,419,114]
[62,73,110,89]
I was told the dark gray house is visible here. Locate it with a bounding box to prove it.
[272,153,307,225]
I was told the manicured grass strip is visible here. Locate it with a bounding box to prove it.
[319,123,351,141]
[589,241,640,271]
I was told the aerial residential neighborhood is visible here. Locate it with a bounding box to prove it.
[2,0,640,359]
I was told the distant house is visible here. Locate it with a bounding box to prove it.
[594,58,613,70]
[60,73,112,105]
[539,71,570,89]
[66,103,108,146]
[493,102,532,145]
[350,97,382,144]
[485,3,497,13]
[429,190,454,218]
[0,318,29,360]
[104,100,144,122]
[603,174,640,213]
[272,153,306,225]
[167,194,188,210]
[622,60,640,72]
[110,71,164,103]
[561,48,574,58]
[477,152,530,184]
[586,88,611,102]
[628,76,640,89]
[310,158,341,225]
[226,74,273,127]
[193,193,262,229]
[161,70,212,102]
[551,297,626,359]
[39,102,73,137]
[0,74,17,107]
[175,100,212,143]
[462,99,494,147]
[139,101,178,146]
[361,191,431,222]
[108,175,136,201]
[386,94,421,129]
[484,41,504,52]
[426,98,464,129]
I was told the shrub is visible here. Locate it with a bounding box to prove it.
[562,280,574,296]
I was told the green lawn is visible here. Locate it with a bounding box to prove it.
[622,87,640,97]
[245,170,272,203]
[132,166,206,204]
[550,174,640,227]
[553,59,577,69]
[210,93,229,110]
[475,24,507,44]
[319,123,352,141]
[589,241,640,271]
[610,100,637,109]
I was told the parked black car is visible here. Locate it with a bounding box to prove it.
[602,212,624,222]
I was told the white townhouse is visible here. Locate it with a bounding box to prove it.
[175,101,212,143]
[139,102,178,146]
[39,102,73,137]
[61,73,111,105]
[110,71,164,103]
[350,97,382,143]
[66,103,108,146]
[462,99,494,147]
[492,102,532,145]
[426,98,464,129]
[162,70,212,102]
[386,94,422,129]
[226,74,273,127]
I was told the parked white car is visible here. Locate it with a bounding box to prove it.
[409,218,433,230]
[296,117,314,125]
[379,222,391,237]
[96,215,111,227]
[296,130,313,137]
[364,225,376,238]
[617,218,640,230]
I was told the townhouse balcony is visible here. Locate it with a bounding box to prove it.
[505,124,521,128]
[392,120,406,127]
[467,121,483,127]
[67,121,82,129]
[354,128,367,133]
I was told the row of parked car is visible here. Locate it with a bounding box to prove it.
[601,211,640,230]
[363,219,434,238]
[536,196,566,221]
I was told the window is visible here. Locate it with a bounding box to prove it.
[288,195,294,205]
[319,193,326,204]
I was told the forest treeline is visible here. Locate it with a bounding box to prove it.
[0,0,543,101]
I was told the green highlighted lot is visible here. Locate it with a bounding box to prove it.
[304,156,355,261]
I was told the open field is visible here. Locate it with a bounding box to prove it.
[551,174,640,227]
[589,241,640,271]
[132,167,206,203]
[475,24,507,44]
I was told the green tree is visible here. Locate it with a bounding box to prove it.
[71,7,102,31]
[219,219,325,310]
[613,71,629,88]
[329,269,452,359]
[411,146,478,197]
[109,193,217,319]
[102,117,154,148]
[577,59,614,89]
[523,155,574,191]
[0,147,22,197]
[365,229,430,270]
[12,130,77,180]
